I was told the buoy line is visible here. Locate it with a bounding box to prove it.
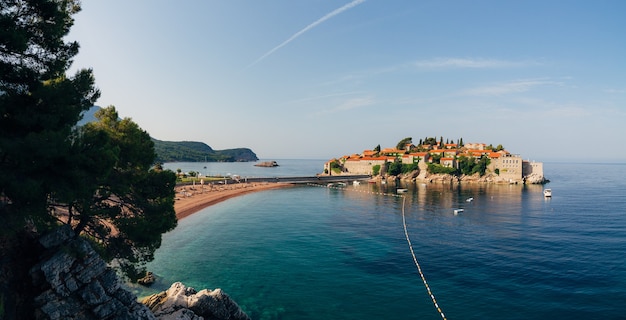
[401,196,447,320]
[308,183,447,319]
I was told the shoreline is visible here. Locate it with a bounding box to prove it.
[174,182,293,220]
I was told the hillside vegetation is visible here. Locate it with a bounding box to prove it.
[152,139,258,163]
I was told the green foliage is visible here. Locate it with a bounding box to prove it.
[486,144,504,151]
[326,159,342,174]
[372,164,381,176]
[396,137,412,150]
[401,163,419,173]
[422,137,438,146]
[387,162,402,176]
[152,139,258,162]
[0,0,100,224]
[54,106,178,281]
[458,155,490,176]
[427,163,457,175]
[430,153,442,164]
[329,160,341,169]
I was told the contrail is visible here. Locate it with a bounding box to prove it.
[246,0,366,69]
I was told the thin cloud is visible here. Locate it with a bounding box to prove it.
[247,0,366,69]
[312,96,376,116]
[463,79,561,96]
[413,57,534,69]
[334,96,375,112]
[604,88,626,94]
[284,91,364,105]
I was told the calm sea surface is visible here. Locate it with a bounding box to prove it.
[134,161,626,319]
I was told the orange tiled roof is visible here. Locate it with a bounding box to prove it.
[380,148,405,154]
[362,150,377,156]
[346,156,393,162]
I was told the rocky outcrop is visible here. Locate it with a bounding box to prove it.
[254,161,278,167]
[142,282,250,320]
[524,173,547,184]
[137,272,156,286]
[397,170,546,184]
[28,225,155,320]
[5,225,250,320]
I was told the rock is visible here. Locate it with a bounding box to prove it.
[143,282,250,320]
[29,225,156,320]
[524,173,546,184]
[138,271,156,286]
[254,161,278,167]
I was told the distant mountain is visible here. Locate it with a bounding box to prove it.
[152,139,258,163]
[78,106,258,163]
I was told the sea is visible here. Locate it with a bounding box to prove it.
[130,160,626,320]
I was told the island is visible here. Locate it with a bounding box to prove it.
[322,137,546,184]
[254,160,279,167]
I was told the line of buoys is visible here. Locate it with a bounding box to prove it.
[307,183,405,198]
[307,183,447,319]
[401,197,447,320]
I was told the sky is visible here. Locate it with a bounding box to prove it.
[67,1,626,162]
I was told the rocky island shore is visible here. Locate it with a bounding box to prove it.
[323,138,547,184]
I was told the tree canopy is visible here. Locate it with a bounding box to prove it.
[52,106,177,280]
[1,0,177,281]
[395,137,412,150]
[1,0,100,222]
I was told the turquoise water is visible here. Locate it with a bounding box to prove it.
[136,162,626,319]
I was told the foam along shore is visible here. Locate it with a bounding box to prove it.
[174,182,293,220]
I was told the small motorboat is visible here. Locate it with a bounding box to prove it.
[396,188,408,193]
[544,189,552,197]
[453,209,464,215]
[466,197,474,202]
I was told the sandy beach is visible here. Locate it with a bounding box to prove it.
[174,182,293,220]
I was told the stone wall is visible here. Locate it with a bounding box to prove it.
[488,155,524,183]
[342,159,388,175]
[522,161,546,184]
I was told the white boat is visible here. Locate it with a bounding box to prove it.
[454,209,464,215]
[396,188,408,193]
[353,181,360,186]
[466,197,474,202]
[544,189,552,197]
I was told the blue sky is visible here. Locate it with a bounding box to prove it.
[68,1,626,162]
